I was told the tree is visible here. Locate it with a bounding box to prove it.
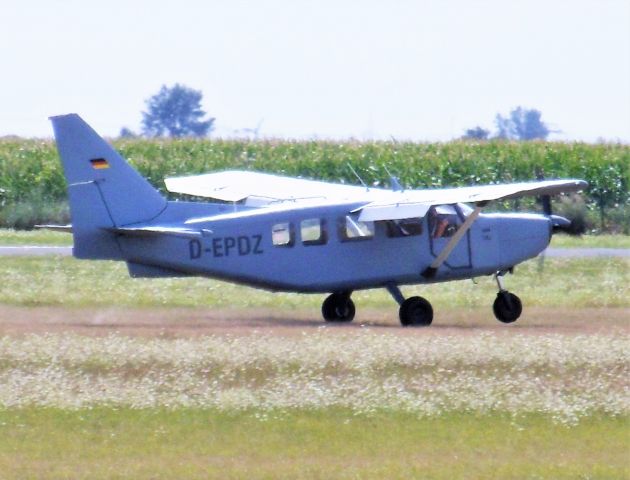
[495,107,550,140]
[119,127,137,138]
[462,126,490,140]
[142,84,214,137]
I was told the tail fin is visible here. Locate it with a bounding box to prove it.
[51,114,166,259]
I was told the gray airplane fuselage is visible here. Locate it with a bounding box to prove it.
[115,199,552,293]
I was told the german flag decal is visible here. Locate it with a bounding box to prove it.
[90,158,110,169]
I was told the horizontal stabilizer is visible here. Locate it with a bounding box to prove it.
[105,225,209,239]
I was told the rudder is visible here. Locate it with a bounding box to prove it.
[51,114,166,259]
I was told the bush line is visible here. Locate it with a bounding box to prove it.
[1,139,628,230]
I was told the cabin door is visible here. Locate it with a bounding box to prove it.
[427,205,472,270]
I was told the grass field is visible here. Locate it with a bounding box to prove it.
[0,255,627,309]
[0,408,627,479]
[0,329,628,479]
[0,242,628,478]
[0,332,626,418]
[551,233,630,248]
[0,229,72,246]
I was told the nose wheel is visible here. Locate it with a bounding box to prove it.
[492,272,522,323]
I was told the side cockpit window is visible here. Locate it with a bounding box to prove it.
[386,218,423,238]
[339,216,375,242]
[429,205,462,238]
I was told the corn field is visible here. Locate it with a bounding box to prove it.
[0,139,628,229]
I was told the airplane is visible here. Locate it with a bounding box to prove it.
[45,114,588,326]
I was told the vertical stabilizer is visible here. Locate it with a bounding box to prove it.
[50,114,166,259]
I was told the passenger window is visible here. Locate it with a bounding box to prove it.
[272,222,294,247]
[429,205,462,239]
[301,218,327,245]
[386,218,423,238]
[339,216,374,241]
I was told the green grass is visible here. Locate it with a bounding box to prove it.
[550,233,630,248]
[0,408,626,479]
[0,255,627,309]
[0,228,72,246]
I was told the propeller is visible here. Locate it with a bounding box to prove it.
[535,169,581,273]
[536,169,579,236]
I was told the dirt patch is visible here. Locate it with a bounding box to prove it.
[0,305,627,337]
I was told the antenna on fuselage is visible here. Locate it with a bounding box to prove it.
[347,163,369,191]
[383,165,403,192]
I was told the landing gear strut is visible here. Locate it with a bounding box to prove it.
[320,274,521,326]
[322,291,355,322]
[492,272,522,323]
[387,284,433,327]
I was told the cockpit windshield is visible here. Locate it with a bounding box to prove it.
[457,203,475,216]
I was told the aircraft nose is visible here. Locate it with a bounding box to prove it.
[549,214,575,235]
[497,214,551,267]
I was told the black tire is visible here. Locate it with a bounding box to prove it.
[493,291,522,323]
[399,296,433,327]
[322,293,355,322]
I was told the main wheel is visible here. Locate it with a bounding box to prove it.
[322,293,355,322]
[493,291,522,323]
[399,296,433,327]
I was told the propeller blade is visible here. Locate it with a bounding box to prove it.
[537,248,546,274]
[536,168,553,216]
[550,214,582,236]
[541,195,552,216]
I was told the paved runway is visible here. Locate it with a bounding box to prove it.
[0,246,72,256]
[1,246,629,258]
[544,247,630,258]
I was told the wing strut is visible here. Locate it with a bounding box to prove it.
[422,204,485,278]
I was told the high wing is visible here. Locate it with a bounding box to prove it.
[165,170,587,222]
[164,171,369,205]
[355,179,588,221]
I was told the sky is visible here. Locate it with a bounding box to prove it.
[1,0,629,142]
